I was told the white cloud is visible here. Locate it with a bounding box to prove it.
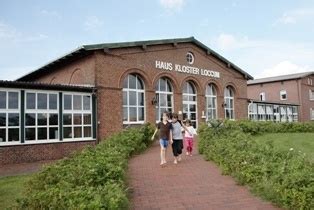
[275,8,314,25]
[0,21,48,43]
[159,0,185,11]
[40,9,62,19]
[208,33,314,79]
[212,33,262,51]
[84,16,104,31]
[256,61,314,78]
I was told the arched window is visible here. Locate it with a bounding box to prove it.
[224,86,234,119]
[182,81,197,128]
[155,77,173,121]
[123,74,145,123]
[205,84,217,120]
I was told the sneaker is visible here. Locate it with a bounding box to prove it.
[189,154,193,156]
[186,152,189,156]
[178,156,182,162]
[174,159,178,164]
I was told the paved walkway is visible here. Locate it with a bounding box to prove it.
[128,140,280,210]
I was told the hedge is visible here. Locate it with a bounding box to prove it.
[15,123,154,210]
[199,120,314,210]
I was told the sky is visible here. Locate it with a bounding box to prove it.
[0,0,314,80]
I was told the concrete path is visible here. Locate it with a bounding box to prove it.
[128,140,280,210]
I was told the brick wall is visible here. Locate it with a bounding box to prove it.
[0,141,96,165]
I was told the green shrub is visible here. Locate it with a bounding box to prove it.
[16,123,154,210]
[199,121,314,210]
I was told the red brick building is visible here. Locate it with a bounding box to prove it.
[1,37,253,165]
[247,72,314,122]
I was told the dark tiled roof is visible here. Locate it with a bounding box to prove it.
[17,37,253,81]
[248,99,299,106]
[247,72,314,85]
[0,80,96,92]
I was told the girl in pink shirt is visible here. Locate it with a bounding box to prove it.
[184,119,197,156]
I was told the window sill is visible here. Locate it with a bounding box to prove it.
[0,138,96,147]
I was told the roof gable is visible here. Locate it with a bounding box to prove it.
[17,37,253,81]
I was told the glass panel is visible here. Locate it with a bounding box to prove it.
[74,127,82,138]
[25,113,35,126]
[49,114,58,126]
[49,127,58,139]
[182,95,189,101]
[37,93,47,109]
[64,95,72,110]
[129,91,136,106]
[8,113,19,126]
[167,94,172,107]
[129,107,137,122]
[166,79,172,92]
[26,93,36,109]
[63,114,72,125]
[129,74,136,89]
[83,126,92,138]
[25,128,35,140]
[8,92,18,109]
[189,95,196,101]
[123,107,128,121]
[190,105,196,112]
[83,96,91,110]
[123,91,128,105]
[8,128,19,141]
[138,92,144,106]
[37,113,47,126]
[0,91,6,109]
[190,113,196,120]
[138,107,144,121]
[136,76,144,89]
[49,94,58,110]
[0,129,5,142]
[73,114,82,125]
[159,78,166,91]
[73,95,82,110]
[183,104,188,112]
[0,113,6,126]
[230,99,234,108]
[38,128,47,140]
[63,127,72,138]
[159,94,167,107]
[83,114,91,125]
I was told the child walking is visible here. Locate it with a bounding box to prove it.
[184,119,197,156]
[171,113,191,164]
[151,112,173,166]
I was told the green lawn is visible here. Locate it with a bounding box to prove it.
[0,174,32,209]
[254,133,314,162]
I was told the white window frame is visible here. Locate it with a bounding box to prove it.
[224,87,235,120]
[280,90,287,100]
[25,90,59,142]
[63,92,93,140]
[259,92,266,101]
[311,108,314,120]
[155,77,173,122]
[205,84,217,121]
[182,81,198,128]
[309,90,314,101]
[248,103,257,121]
[186,52,194,65]
[0,89,20,146]
[123,74,145,124]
